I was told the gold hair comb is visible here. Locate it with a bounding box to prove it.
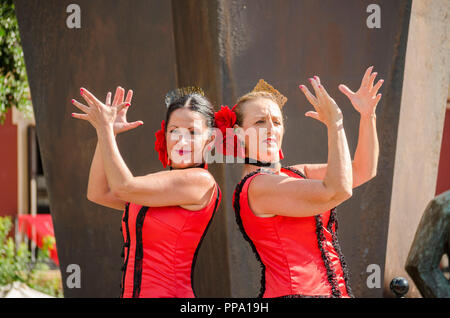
[164,86,205,107]
[251,79,287,108]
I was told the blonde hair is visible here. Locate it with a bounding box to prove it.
[234,79,287,126]
[234,91,282,126]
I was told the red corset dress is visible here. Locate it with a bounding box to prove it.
[232,166,353,298]
[120,182,221,298]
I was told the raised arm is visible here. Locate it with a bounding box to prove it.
[293,66,382,188]
[80,87,143,210]
[73,87,215,210]
[248,77,353,218]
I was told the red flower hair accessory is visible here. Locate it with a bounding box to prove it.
[154,120,170,168]
[214,105,244,158]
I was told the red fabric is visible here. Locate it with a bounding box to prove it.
[18,214,59,265]
[121,183,221,298]
[154,120,169,168]
[214,105,245,157]
[234,168,349,297]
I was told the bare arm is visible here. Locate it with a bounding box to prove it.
[249,77,353,218]
[87,140,127,210]
[81,87,142,210]
[75,87,215,209]
[293,66,382,188]
[295,113,378,188]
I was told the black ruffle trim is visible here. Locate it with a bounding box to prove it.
[232,168,266,298]
[283,166,346,297]
[120,202,131,298]
[328,208,354,297]
[190,184,221,297]
[132,205,149,298]
[314,213,342,297]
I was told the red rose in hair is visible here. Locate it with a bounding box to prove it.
[214,105,243,157]
[154,120,169,168]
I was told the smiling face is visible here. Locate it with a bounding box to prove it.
[166,107,213,169]
[236,97,284,162]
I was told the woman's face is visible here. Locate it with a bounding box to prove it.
[166,107,213,169]
[236,97,284,162]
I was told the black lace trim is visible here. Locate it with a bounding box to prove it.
[132,205,150,298]
[233,168,266,298]
[283,166,342,297]
[190,184,221,297]
[120,202,131,298]
[314,213,341,297]
[328,208,354,297]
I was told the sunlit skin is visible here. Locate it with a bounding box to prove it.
[233,97,286,171]
[72,86,216,211]
[166,107,215,169]
[234,75,354,218]
[233,66,381,218]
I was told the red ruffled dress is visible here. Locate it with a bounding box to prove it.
[232,166,353,298]
[119,176,221,298]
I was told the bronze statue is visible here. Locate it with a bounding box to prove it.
[405,190,450,298]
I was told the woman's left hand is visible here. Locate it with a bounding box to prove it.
[71,87,130,131]
[338,66,383,117]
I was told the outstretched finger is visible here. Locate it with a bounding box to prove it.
[299,85,318,108]
[371,79,384,95]
[123,121,144,132]
[374,93,382,106]
[112,86,123,106]
[71,112,89,120]
[313,75,321,85]
[105,92,112,106]
[125,89,133,104]
[305,111,320,121]
[338,84,355,99]
[317,81,333,102]
[308,77,323,100]
[71,99,89,113]
[367,72,377,90]
[360,66,374,88]
[80,87,102,108]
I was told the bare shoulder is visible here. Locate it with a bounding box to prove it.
[176,168,216,191]
[248,172,291,197]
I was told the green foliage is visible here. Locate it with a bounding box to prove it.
[0,0,33,125]
[0,216,63,297]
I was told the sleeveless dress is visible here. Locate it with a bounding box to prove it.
[119,177,221,298]
[232,166,353,298]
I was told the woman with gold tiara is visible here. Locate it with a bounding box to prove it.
[71,86,221,297]
[215,66,382,297]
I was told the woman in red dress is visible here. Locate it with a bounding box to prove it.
[71,86,221,298]
[216,66,382,297]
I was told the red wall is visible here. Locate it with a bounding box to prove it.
[0,108,18,218]
[436,108,450,195]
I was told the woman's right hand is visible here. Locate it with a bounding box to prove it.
[106,86,144,136]
[299,76,343,128]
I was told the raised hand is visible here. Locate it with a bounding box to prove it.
[299,75,343,127]
[338,66,383,117]
[71,86,143,134]
[106,86,144,136]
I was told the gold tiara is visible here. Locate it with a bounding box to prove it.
[251,79,287,108]
[164,86,205,107]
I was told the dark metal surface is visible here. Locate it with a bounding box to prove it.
[15,0,412,297]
